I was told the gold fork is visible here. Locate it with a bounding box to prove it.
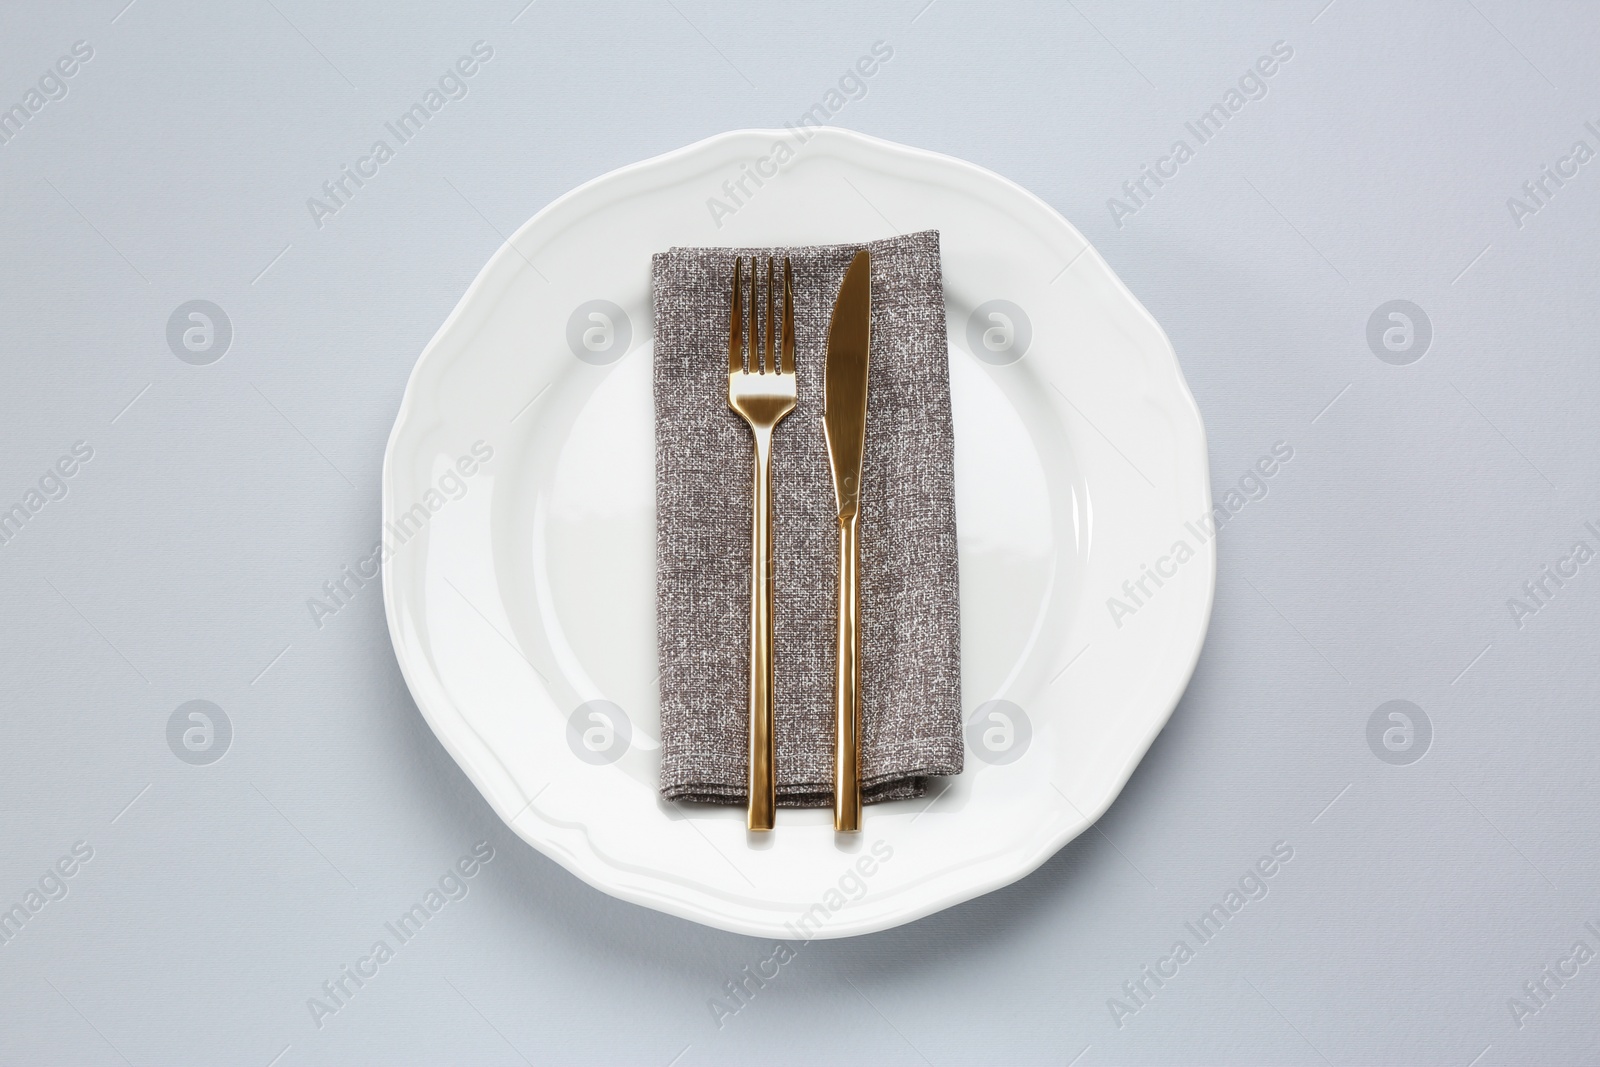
[727,256,797,832]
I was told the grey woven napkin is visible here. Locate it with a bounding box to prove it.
[654,230,962,807]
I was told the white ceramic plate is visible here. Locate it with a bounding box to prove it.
[382,128,1213,939]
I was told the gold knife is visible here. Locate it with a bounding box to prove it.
[823,249,871,832]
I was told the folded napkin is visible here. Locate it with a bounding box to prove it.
[654,230,962,807]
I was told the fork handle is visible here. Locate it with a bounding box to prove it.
[832,513,862,832]
[746,429,777,831]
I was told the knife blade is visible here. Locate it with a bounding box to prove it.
[823,248,871,831]
[824,250,872,518]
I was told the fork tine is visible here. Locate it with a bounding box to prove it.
[764,258,775,375]
[746,256,760,374]
[780,257,795,375]
[758,259,767,374]
[728,256,743,374]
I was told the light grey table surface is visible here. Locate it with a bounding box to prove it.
[3,1,1598,1064]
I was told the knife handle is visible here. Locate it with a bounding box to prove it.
[747,430,777,832]
[833,512,862,832]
